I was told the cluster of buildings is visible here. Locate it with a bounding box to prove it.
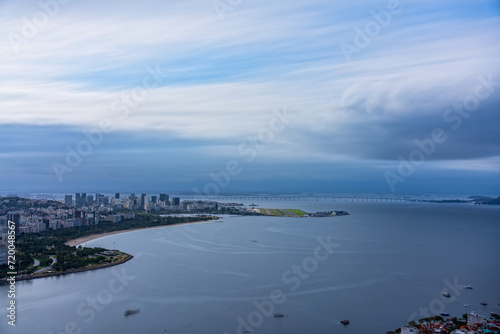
[0,193,183,265]
[309,210,349,217]
[65,192,181,212]
[400,312,499,334]
[0,193,247,265]
[0,212,20,266]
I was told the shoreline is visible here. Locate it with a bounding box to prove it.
[1,220,211,284]
[1,253,133,283]
[65,219,210,247]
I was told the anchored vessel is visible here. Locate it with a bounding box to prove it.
[124,308,140,316]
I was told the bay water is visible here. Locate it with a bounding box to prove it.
[1,199,499,334]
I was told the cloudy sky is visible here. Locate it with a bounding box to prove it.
[1,0,499,194]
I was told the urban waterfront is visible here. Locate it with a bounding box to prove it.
[2,0,499,332]
[1,198,499,334]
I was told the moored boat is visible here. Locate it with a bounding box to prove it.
[124,308,140,316]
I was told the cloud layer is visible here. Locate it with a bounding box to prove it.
[1,0,499,193]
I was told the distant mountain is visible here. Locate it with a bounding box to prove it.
[484,196,500,205]
[473,196,500,205]
[468,195,494,200]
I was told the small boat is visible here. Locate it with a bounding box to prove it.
[242,330,253,334]
[464,304,469,307]
[464,285,473,289]
[441,312,450,317]
[124,308,140,316]
[442,292,451,298]
[274,313,284,318]
[340,320,350,325]
[481,302,487,306]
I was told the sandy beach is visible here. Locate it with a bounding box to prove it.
[65,220,210,247]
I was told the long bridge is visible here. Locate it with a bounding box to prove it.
[180,195,417,203]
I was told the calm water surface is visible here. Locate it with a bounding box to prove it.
[1,199,499,334]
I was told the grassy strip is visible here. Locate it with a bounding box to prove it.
[259,209,283,216]
[258,208,308,217]
[275,209,288,216]
[286,209,308,217]
[269,209,285,216]
[3,252,134,283]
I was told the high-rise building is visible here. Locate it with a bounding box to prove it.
[75,210,85,218]
[0,238,6,265]
[7,212,20,236]
[86,195,94,207]
[87,213,97,226]
[95,193,101,205]
[74,210,85,227]
[151,196,158,204]
[64,195,73,206]
[115,193,120,199]
[75,193,87,207]
[140,194,146,209]
[43,218,50,231]
[172,197,180,206]
[160,194,170,205]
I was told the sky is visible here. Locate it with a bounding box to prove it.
[0,0,499,195]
